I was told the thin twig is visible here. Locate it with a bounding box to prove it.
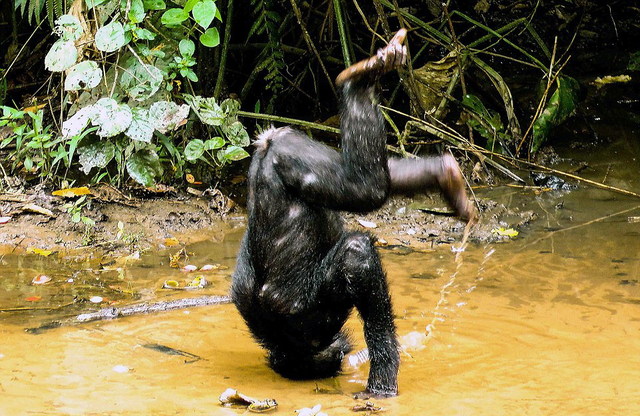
[237,110,340,134]
[351,0,386,42]
[1,20,45,82]
[289,0,338,99]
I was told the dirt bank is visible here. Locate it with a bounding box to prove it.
[0,182,535,258]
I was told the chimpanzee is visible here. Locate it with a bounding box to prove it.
[231,29,474,398]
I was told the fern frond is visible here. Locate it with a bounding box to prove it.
[46,0,64,27]
[249,0,286,104]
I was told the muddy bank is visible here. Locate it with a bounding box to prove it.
[0,183,537,258]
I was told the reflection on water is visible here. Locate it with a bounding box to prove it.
[2,146,640,415]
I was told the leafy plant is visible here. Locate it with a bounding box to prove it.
[35,0,250,187]
[531,76,579,153]
[462,94,509,153]
[13,0,63,26]
[183,95,250,166]
[62,194,95,226]
[0,106,92,179]
[247,0,285,111]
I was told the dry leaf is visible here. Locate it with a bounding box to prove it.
[32,275,52,285]
[27,247,53,257]
[52,186,92,197]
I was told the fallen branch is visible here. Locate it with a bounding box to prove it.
[26,295,232,334]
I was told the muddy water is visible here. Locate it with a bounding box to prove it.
[2,150,640,415]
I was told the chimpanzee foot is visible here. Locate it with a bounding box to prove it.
[438,153,477,223]
[335,28,407,86]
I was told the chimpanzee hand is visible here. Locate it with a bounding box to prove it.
[353,388,397,400]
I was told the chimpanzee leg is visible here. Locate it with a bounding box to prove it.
[322,231,400,397]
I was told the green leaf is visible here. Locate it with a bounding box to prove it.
[126,149,163,186]
[462,94,505,150]
[130,4,146,22]
[95,21,128,52]
[532,76,579,152]
[120,61,163,101]
[55,15,83,41]
[200,27,220,47]
[86,0,110,9]
[65,61,102,91]
[125,107,154,142]
[179,39,195,57]
[77,140,116,174]
[45,40,78,72]
[205,136,225,150]
[183,0,200,13]
[184,139,205,161]
[222,121,250,147]
[192,0,216,29]
[92,98,133,138]
[221,145,249,162]
[161,8,189,26]
[220,98,240,116]
[122,0,145,23]
[133,27,156,40]
[628,51,640,72]
[148,101,190,133]
[183,94,224,125]
[185,70,198,82]
[142,0,166,10]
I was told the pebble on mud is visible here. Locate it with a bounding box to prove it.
[112,365,130,373]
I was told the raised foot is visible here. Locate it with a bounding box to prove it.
[335,28,408,86]
[438,153,477,223]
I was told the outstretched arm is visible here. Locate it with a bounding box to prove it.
[389,154,476,221]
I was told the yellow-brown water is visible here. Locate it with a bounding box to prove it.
[2,192,640,415]
[2,143,640,415]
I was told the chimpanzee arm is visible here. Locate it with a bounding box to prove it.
[389,154,475,220]
[270,82,391,214]
[267,31,409,213]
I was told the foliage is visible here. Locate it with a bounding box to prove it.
[247,0,284,112]
[9,0,251,187]
[4,0,601,190]
[14,0,63,26]
[62,194,95,225]
[462,94,509,153]
[531,76,579,153]
[0,106,93,180]
[628,51,640,72]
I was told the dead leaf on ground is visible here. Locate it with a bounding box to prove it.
[27,247,53,257]
[52,187,92,197]
[32,275,52,285]
[20,204,55,217]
